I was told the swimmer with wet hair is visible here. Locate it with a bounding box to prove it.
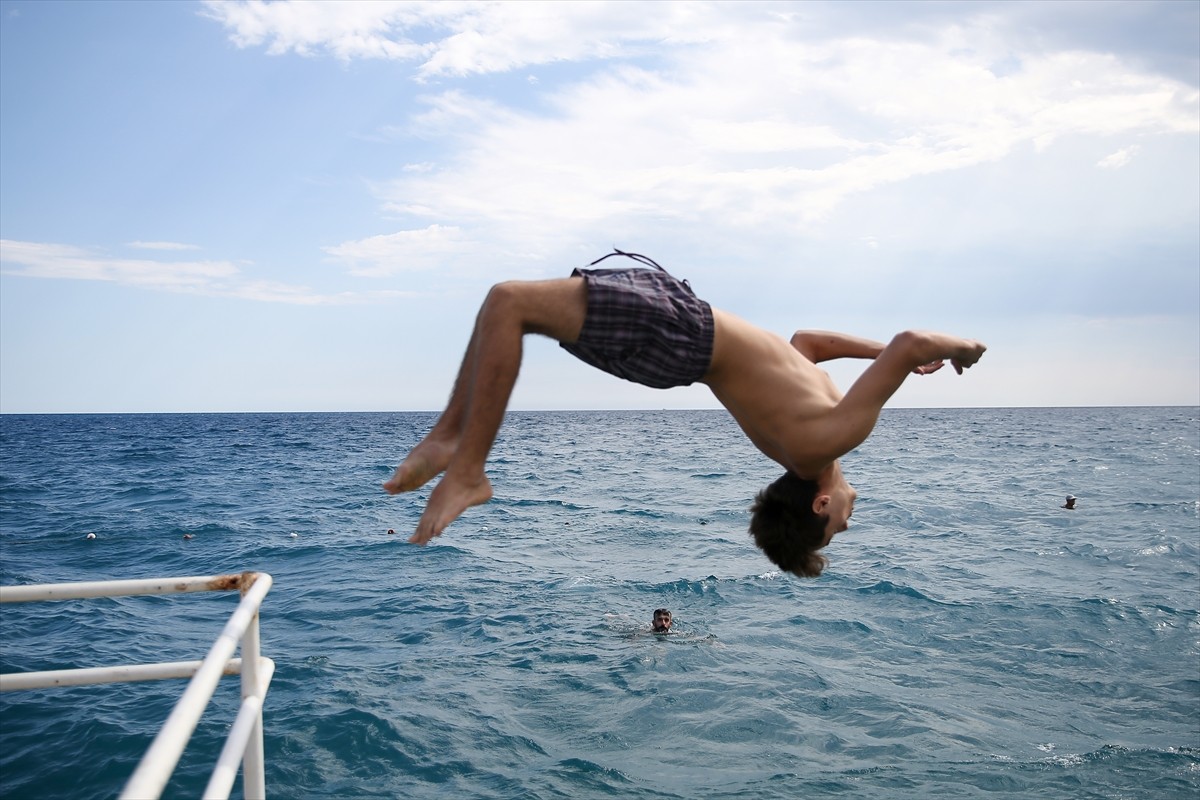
[652,608,672,633]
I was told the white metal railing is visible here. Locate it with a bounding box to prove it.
[0,571,275,800]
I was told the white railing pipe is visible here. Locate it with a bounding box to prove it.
[119,572,273,800]
[1,571,273,799]
[0,658,244,692]
[0,574,255,604]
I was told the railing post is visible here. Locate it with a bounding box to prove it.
[240,604,266,800]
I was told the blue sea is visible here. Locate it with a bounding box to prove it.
[1,407,1198,799]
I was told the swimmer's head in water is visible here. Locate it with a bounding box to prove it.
[652,608,672,633]
[748,471,830,578]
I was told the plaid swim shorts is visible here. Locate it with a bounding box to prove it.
[559,252,714,389]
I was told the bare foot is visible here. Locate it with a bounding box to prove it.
[383,438,457,494]
[408,471,494,544]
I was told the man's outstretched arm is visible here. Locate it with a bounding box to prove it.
[823,330,987,456]
[790,330,946,374]
[848,330,984,403]
[790,330,885,363]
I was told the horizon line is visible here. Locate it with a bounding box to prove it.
[2,404,1197,417]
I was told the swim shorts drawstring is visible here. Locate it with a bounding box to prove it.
[588,249,667,272]
[587,249,692,291]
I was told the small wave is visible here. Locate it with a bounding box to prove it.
[657,575,724,596]
[496,497,585,512]
[609,506,669,519]
[854,580,936,603]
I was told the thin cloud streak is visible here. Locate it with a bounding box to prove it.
[0,240,405,305]
[322,224,475,277]
[127,240,202,251]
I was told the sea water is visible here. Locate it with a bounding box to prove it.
[0,407,1197,799]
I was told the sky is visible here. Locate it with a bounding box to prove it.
[1,0,1197,414]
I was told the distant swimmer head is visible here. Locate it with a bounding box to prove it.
[84,532,96,540]
[1063,495,1077,510]
[182,534,194,540]
[652,608,672,633]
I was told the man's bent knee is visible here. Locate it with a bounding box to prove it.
[482,281,524,315]
[485,278,586,343]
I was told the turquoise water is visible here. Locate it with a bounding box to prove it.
[1,408,1198,798]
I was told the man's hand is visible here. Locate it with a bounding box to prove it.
[949,340,987,374]
[910,339,985,375]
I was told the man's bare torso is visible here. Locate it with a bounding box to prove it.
[702,308,845,478]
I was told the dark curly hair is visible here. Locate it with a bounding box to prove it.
[748,472,830,578]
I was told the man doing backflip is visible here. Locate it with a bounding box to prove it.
[384,251,986,577]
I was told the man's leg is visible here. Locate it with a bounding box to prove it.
[392,277,587,544]
[381,313,484,495]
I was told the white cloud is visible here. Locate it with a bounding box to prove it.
[201,0,724,77]
[1097,145,1141,169]
[363,26,1196,261]
[323,224,478,277]
[204,2,1196,257]
[200,0,434,62]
